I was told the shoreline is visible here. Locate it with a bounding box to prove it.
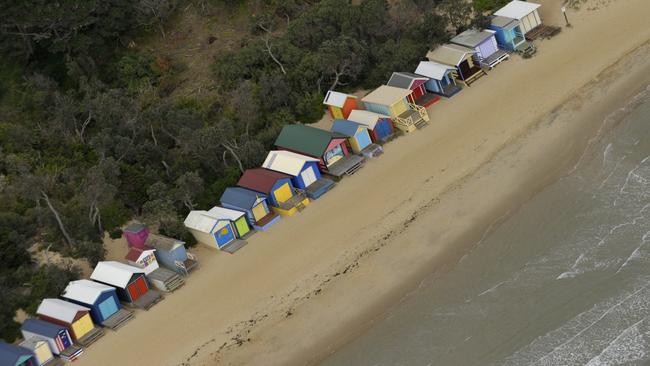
[69,1,650,365]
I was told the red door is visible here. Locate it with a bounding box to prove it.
[127,276,147,301]
[412,85,425,100]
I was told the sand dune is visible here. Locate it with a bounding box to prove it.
[73,1,650,365]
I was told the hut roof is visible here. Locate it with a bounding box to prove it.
[275,125,341,157]
[145,233,184,252]
[323,90,356,108]
[124,222,146,233]
[238,168,292,194]
[331,120,364,137]
[37,299,89,323]
[451,29,495,48]
[362,85,412,106]
[347,110,390,129]
[220,187,267,210]
[494,1,541,20]
[125,247,154,262]
[90,261,144,288]
[414,61,456,80]
[0,342,33,364]
[387,72,428,90]
[207,206,246,221]
[22,319,65,338]
[427,44,476,66]
[491,15,518,29]
[19,336,49,350]
[262,150,319,176]
[62,279,115,304]
[184,211,218,233]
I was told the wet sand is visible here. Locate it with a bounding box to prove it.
[73,0,650,365]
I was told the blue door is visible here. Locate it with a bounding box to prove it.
[356,130,372,150]
[214,223,235,248]
[98,297,119,320]
[57,329,72,349]
[376,120,392,140]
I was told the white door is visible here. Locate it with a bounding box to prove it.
[301,167,317,187]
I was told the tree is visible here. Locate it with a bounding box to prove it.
[318,36,369,91]
[439,0,474,34]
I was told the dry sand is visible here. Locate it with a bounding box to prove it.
[73,1,650,365]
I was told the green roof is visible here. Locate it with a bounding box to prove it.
[274,124,337,157]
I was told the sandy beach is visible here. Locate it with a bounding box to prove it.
[74,1,650,365]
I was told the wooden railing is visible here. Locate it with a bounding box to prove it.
[394,104,430,130]
[409,103,429,122]
[275,190,307,211]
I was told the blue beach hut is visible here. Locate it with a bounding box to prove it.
[61,279,133,329]
[414,61,462,98]
[261,151,336,199]
[220,187,281,230]
[489,16,529,52]
[145,234,198,275]
[331,120,382,158]
[0,342,37,366]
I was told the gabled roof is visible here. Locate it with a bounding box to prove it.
[184,211,218,233]
[124,222,146,233]
[125,247,155,262]
[331,120,365,137]
[275,125,340,157]
[362,85,413,106]
[220,187,267,210]
[90,261,144,288]
[37,299,90,324]
[494,1,541,20]
[22,319,66,338]
[491,15,519,29]
[145,233,184,252]
[427,44,476,66]
[207,206,246,221]
[19,336,49,351]
[451,29,495,48]
[414,61,456,80]
[262,150,319,176]
[238,168,292,195]
[62,279,116,305]
[323,90,356,108]
[387,72,429,90]
[347,110,390,130]
[0,342,33,364]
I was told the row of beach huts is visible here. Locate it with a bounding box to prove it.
[0,2,559,365]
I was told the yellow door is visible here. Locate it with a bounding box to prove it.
[71,313,94,339]
[391,100,408,117]
[331,107,344,119]
[252,203,267,221]
[274,183,293,203]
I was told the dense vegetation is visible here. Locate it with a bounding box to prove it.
[0,0,497,341]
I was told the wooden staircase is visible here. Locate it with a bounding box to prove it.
[395,104,430,132]
[148,267,185,292]
[76,326,105,347]
[102,308,134,330]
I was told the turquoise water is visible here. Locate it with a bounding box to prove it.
[322,87,650,366]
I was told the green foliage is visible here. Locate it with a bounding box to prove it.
[113,51,161,92]
[25,265,80,314]
[473,0,511,13]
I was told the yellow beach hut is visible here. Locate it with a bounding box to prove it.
[361,85,429,133]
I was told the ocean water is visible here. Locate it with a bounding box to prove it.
[321,87,650,366]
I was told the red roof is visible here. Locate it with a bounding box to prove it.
[237,168,291,194]
[124,246,153,262]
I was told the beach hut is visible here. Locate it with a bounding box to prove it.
[387,72,440,107]
[21,319,83,361]
[145,234,198,275]
[427,44,486,86]
[347,110,395,143]
[237,168,311,216]
[184,210,245,252]
[90,261,162,310]
[219,187,281,231]
[450,29,509,69]
[330,120,382,158]
[61,279,133,330]
[361,85,429,133]
[414,61,462,98]
[322,91,359,119]
[36,299,104,347]
[489,16,531,53]
[125,246,185,292]
[207,206,253,238]
[494,1,542,36]
[275,124,365,177]
[123,222,149,248]
[18,337,60,366]
[262,150,336,199]
[0,342,37,366]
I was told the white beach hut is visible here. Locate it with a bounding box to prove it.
[494,1,542,35]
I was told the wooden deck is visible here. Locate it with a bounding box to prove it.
[76,326,105,347]
[148,267,185,292]
[481,49,510,68]
[102,308,134,330]
[221,239,248,254]
[459,67,487,86]
[326,155,365,177]
[255,212,279,227]
[304,178,336,199]
[435,83,463,98]
[415,92,441,108]
[132,290,163,310]
[43,357,65,366]
[360,143,383,158]
[515,41,537,57]
[526,25,561,41]
[59,345,83,361]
